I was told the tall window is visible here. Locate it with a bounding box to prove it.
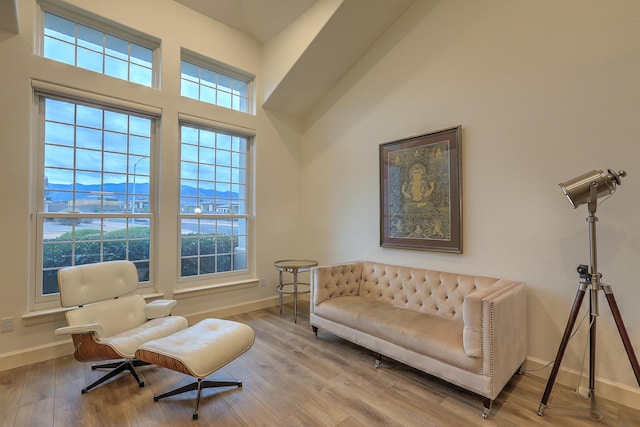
[43,12,154,87]
[180,59,250,113]
[37,96,154,300]
[179,124,249,278]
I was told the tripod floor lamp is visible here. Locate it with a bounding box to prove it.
[538,169,640,419]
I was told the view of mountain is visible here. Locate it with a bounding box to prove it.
[45,183,238,202]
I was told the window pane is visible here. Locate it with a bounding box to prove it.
[45,122,74,146]
[217,91,232,109]
[77,24,103,51]
[200,86,216,104]
[200,130,216,148]
[44,37,75,65]
[129,156,149,175]
[44,13,75,42]
[236,81,247,97]
[181,61,199,82]
[45,99,75,123]
[201,69,216,86]
[218,75,233,92]
[199,147,215,164]
[45,145,74,169]
[181,144,198,162]
[104,152,127,173]
[216,150,231,167]
[76,149,102,170]
[130,44,152,66]
[199,164,214,179]
[217,134,231,150]
[181,162,197,180]
[76,127,102,150]
[45,167,73,187]
[76,105,103,128]
[181,80,199,99]
[105,34,129,60]
[129,116,151,137]
[130,136,150,156]
[130,63,152,86]
[105,111,128,132]
[77,47,103,73]
[105,131,127,152]
[105,56,128,80]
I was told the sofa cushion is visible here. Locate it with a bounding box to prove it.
[315,296,481,372]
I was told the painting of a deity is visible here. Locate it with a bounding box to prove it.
[380,126,461,252]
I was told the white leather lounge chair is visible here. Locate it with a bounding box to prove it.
[55,260,188,393]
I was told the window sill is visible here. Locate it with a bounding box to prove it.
[173,278,260,300]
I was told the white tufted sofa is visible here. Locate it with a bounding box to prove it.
[309,261,527,418]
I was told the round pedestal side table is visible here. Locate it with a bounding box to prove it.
[274,259,318,323]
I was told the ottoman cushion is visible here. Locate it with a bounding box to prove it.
[135,318,255,378]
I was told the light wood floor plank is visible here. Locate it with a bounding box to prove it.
[0,365,26,427]
[2,302,639,426]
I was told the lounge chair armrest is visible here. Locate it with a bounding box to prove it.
[55,323,104,338]
[144,299,177,319]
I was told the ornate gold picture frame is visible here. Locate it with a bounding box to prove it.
[380,126,462,252]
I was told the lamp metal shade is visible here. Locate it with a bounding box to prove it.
[559,169,625,208]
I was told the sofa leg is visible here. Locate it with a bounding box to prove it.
[373,352,382,368]
[311,326,318,337]
[482,397,492,419]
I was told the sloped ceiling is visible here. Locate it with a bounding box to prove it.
[262,0,413,117]
[175,0,317,44]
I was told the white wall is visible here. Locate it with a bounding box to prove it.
[301,0,640,399]
[0,0,302,366]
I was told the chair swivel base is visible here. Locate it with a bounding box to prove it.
[153,378,242,420]
[81,359,149,393]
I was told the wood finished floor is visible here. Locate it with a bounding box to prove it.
[1,302,639,427]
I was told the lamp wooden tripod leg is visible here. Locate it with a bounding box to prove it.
[537,281,640,418]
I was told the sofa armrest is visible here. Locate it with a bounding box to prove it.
[55,323,104,338]
[144,299,177,319]
[486,281,528,397]
[462,280,525,358]
[311,262,364,307]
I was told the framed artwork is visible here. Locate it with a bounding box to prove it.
[380,126,462,252]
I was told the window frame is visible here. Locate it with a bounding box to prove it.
[177,120,254,287]
[38,1,161,88]
[32,91,159,309]
[180,49,255,114]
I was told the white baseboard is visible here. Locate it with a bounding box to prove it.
[525,356,640,410]
[184,296,281,324]
[0,341,75,372]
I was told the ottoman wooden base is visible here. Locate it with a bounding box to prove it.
[135,318,255,420]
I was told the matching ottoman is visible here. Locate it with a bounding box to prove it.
[135,318,255,420]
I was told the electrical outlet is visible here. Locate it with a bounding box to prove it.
[1,317,14,332]
[260,277,267,287]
